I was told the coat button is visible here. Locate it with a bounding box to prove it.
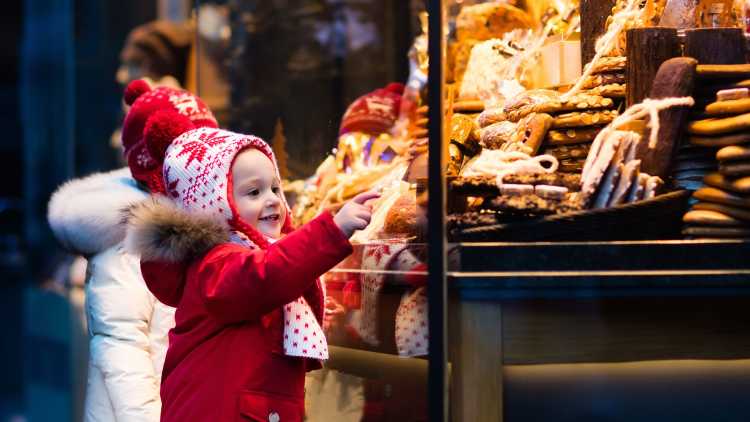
[268,411,280,422]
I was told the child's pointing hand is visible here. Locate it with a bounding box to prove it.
[333,190,381,238]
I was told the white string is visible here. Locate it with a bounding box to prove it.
[561,0,644,101]
[461,149,559,188]
[582,96,695,179]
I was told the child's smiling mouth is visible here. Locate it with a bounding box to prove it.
[259,213,280,222]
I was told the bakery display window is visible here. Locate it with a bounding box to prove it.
[196,0,750,420]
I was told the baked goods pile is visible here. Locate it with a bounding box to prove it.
[680,65,750,239]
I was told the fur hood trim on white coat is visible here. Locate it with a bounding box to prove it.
[48,168,148,256]
[124,195,230,263]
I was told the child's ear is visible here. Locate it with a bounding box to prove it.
[144,109,196,163]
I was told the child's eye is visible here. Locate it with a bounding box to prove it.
[272,186,281,194]
[248,189,260,196]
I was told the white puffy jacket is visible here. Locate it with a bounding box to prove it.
[48,168,175,422]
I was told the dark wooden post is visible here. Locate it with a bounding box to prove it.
[625,27,680,106]
[684,27,746,64]
[581,0,618,65]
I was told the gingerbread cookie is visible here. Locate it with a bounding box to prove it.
[502,113,553,155]
[693,186,750,208]
[683,209,745,226]
[544,143,592,161]
[504,89,613,122]
[717,88,749,101]
[589,56,627,74]
[582,83,627,99]
[696,63,750,79]
[487,193,582,215]
[688,132,750,147]
[693,202,750,221]
[581,72,626,89]
[688,113,750,136]
[704,98,750,116]
[719,162,750,177]
[683,226,750,238]
[704,172,750,194]
[608,160,640,206]
[546,127,602,145]
[552,110,618,129]
[558,159,587,173]
[717,145,750,162]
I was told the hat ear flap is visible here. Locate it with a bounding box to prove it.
[124,79,152,106]
[144,109,196,163]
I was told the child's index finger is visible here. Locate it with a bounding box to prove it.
[352,190,381,204]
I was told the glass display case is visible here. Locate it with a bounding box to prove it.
[192,0,750,421]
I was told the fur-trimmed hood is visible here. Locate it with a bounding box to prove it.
[124,196,232,307]
[124,195,230,263]
[48,168,149,256]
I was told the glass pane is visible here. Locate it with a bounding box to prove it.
[196,1,430,420]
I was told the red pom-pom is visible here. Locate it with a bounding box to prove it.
[384,82,404,95]
[124,79,151,106]
[143,109,195,162]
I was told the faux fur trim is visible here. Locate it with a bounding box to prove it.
[124,195,230,262]
[48,168,148,255]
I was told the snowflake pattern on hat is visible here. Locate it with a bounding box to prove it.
[164,127,327,360]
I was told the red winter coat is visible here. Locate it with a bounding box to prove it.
[127,198,352,422]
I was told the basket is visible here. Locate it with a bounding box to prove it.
[449,190,692,242]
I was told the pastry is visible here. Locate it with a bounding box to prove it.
[693,201,750,221]
[627,172,649,202]
[453,100,485,113]
[693,186,750,208]
[383,192,418,237]
[480,121,517,150]
[683,209,745,226]
[498,184,535,196]
[451,113,477,144]
[503,113,553,155]
[551,110,618,129]
[546,127,602,145]
[687,113,750,136]
[450,173,581,195]
[717,145,750,162]
[477,107,506,128]
[455,3,533,42]
[688,132,750,147]
[719,162,750,177]
[581,130,624,205]
[704,172,750,194]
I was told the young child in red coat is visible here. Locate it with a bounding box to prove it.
[122,80,377,421]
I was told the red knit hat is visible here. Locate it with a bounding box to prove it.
[121,79,218,193]
[339,83,404,135]
[163,127,294,249]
